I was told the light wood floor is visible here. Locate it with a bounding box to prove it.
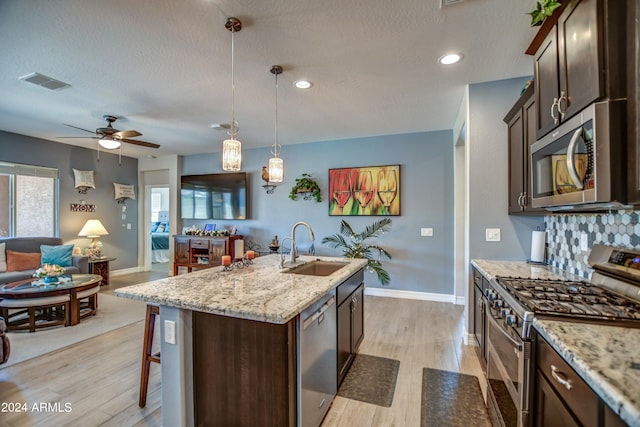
[0,267,484,427]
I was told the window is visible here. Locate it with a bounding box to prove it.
[0,162,59,237]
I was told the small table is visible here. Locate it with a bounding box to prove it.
[88,257,116,285]
[0,274,102,331]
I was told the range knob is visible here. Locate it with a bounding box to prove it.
[506,315,518,326]
[500,307,511,318]
[492,299,503,309]
[485,289,498,301]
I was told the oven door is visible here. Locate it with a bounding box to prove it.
[485,302,530,427]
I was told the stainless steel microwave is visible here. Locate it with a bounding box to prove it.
[530,100,628,211]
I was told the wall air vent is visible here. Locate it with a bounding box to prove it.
[440,0,464,7]
[18,72,70,90]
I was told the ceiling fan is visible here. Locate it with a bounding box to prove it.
[61,115,160,149]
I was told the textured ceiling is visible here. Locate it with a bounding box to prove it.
[0,0,537,158]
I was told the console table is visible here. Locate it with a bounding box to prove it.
[88,257,116,285]
[173,235,243,275]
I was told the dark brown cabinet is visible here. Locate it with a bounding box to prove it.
[173,235,242,275]
[505,85,545,215]
[533,0,626,140]
[337,269,364,386]
[533,332,626,427]
[628,0,640,205]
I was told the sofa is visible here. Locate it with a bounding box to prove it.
[0,237,89,285]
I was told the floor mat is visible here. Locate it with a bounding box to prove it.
[337,353,400,407]
[421,368,490,427]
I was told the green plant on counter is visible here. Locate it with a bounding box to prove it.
[322,218,392,285]
[528,0,562,26]
[289,173,322,202]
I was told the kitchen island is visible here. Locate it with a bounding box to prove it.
[116,254,367,427]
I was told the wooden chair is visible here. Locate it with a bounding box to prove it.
[139,304,160,407]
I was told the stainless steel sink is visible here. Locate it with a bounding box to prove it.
[285,260,348,276]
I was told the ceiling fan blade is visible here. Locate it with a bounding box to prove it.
[58,136,98,139]
[120,138,160,149]
[115,129,141,138]
[63,124,96,134]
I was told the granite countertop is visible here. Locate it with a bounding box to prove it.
[115,254,367,324]
[471,259,639,426]
[534,319,640,427]
[471,259,581,282]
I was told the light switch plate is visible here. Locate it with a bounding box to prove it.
[486,228,501,242]
[164,320,176,344]
[420,227,433,237]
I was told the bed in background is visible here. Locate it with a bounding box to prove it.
[151,221,170,263]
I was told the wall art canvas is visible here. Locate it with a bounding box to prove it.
[328,165,400,216]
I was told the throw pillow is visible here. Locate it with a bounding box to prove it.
[40,244,74,267]
[0,243,6,273]
[6,250,41,272]
[151,222,160,233]
[156,222,167,233]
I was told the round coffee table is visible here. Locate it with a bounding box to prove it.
[0,274,102,332]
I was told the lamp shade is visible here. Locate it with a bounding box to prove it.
[268,157,284,183]
[222,138,242,171]
[78,219,109,238]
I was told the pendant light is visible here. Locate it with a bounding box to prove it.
[222,17,242,171]
[268,65,284,183]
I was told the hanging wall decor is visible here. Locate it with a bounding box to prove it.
[328,165,400,216]
[73,168,95,194]
[114,182,136,204]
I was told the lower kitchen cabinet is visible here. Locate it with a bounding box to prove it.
[337,269,365,386]
[533,332,626,427]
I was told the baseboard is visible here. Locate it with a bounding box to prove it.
[110,266,142,276]
[364,287,455,303]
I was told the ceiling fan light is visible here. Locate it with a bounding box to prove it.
[268,157,284,183]
[222,138,242,171]
[98,137,121,149]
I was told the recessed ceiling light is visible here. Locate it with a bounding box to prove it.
[438,53,463,65]
[294,80,313,89]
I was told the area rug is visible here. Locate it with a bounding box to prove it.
[421,368,490,427]
[2,294,145,369]
[337,353,400,407]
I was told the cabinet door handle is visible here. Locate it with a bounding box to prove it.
[550,364,573,390]
[557,91,567,119]
[522,192,527,208]
[551,98,560,125]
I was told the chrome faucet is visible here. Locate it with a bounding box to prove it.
[279,237,293,268]
[289,221,315,264]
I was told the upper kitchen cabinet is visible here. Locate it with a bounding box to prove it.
[628,0,640,205]
[505,84,545,215]
[530,0,626,140]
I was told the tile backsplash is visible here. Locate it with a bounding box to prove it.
[545,210,640,279]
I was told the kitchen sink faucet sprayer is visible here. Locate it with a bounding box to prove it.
[290,222,315,264]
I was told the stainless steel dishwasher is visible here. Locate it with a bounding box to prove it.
[298,289,337,427]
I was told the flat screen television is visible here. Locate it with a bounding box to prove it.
[180,172,248,220]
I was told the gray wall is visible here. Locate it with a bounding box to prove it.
[182,131,455,294]
[467,78,544,261]
[0,131,138,270]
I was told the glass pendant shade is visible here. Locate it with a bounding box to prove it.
[268,157,284,183]
[222,138,242,171]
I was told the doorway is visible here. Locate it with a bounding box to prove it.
[144,185,170,273]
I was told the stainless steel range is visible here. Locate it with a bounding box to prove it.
[484,245,640,427]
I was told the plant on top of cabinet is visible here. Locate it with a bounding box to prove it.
[289,173,322,202]
[528,1,562,26]
[322,218,392,285]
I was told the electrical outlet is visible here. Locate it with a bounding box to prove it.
[580,233,589,251]
[420,227,433,237]
[164,320,176,344]
[486,228,501,242]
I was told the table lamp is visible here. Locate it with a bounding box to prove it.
[79,219,109,258]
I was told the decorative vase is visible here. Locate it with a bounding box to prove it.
[44,275,58,284]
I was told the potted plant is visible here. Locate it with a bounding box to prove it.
[528,0,562,26]
[322,218,392,285]
[289,173,322,202]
